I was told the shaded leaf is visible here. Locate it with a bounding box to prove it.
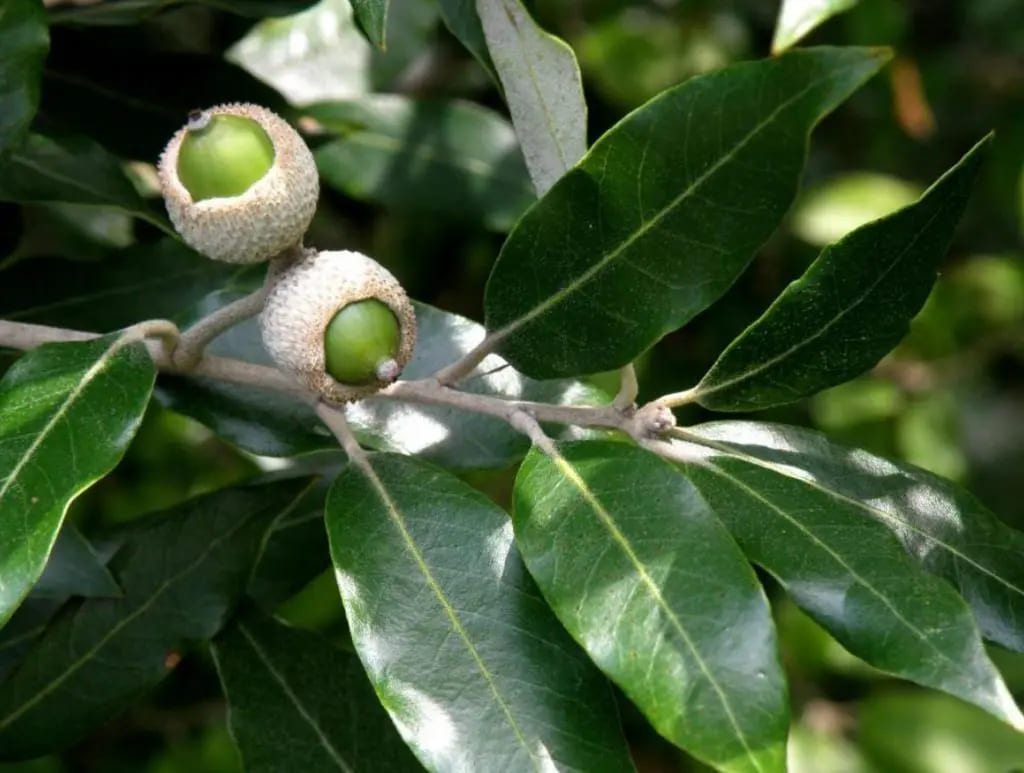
[695,136,989,411]
[438,0,497,80]
[0,478,312,759]
[478,0,586,194]
[0,0,49,158]
[0,598,62,683]
[0,133,176,237]
[158,299,605,468]
[772,0,859,54]
[514,440,788,772]
[212,605,421,772]
[670,427,1024,728]
[31,524,120,600]
[47,0,320,25]
[309,95,534,232]
[484,47,889,378]
[327,453,634,772]
[350,0,388,48]
[683,421,1024,654]
[0,334,154,627]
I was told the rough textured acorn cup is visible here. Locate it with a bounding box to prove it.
[158,103,319,264]
[260,250,417,403]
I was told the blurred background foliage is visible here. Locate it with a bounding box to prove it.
[1,0,1023,770]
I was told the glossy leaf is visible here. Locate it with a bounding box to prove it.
[0,133,176,237]
[326,453,634,773]
[309,96,534,232]
[212,606,421,772]
[478,0,587,194]
[46,0,320,25]
[772,0,858,54]
[683,421,1024,654]
[0,334,154,627]
[31,524,120,600]
[670,430,1024,729]
[695,137,989,411]
[350,0,388,48]
[159,300,605,468]
[0,479,312,759]
[0,239,240,332]
[438,0,496,80]
[514,441,788,772]
[0,0,48,158]
[484,46,889,379]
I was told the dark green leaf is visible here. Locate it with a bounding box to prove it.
[0,478,312,759]
[47,0,320,26]
[31,525,120,600]
[0,334,154,627]
[327,453,634,772]
[0,239,245,333]
[478,0,587,195]
[350,0,388,49]
[0,598,60,683]
[484,46,889,379]
[695,137,990,411]
[0,133,176,237]
[159,300,605,468]
[514,441,788,772]
[212,605,421,772]
[438,0,497,80]
[308,96,534,232]
[0,0,49,158]
[682,421,1024,654]
[670,428,1024,729]
[772,0,859,54]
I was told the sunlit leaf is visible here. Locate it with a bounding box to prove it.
[771,0,859,54]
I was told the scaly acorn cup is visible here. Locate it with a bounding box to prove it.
[260,250,417,403]
[158,103,318,264]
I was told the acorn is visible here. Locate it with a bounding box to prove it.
[260,250,417,403]
[158,103,318,264]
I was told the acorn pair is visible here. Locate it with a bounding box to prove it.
[158,103,415,402]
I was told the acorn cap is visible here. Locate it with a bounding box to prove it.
[158,103,319,264]
[260,249,417,403]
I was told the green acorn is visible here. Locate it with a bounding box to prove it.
[260,250,417,403]
[158,103,318,264]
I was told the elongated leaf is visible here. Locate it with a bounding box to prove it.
[31,525,119,600]
[47,0,319,25]
[0,479,312,759]
[0,133,176,237]
[0,334,154,627]
[478,0,586,195]
[308,96,534,232]
[212,606,421,772]
[683,421,1024,654]
[772,0,858,54]
[159,300,605,468]
[514,441,788,772]
[695,137,989,411]
[0,0,48,158]
[669,433,1024,729]
[438,0,496,80]
[350,0,388,48]
[484,46,889,379]
[326,454,634,773]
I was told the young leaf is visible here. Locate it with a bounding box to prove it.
[308,96,534,232]
[683,421,1024,654]
[212,606,422,772]
[514,441,789,773]
[0,478,312,759]
[477,0,587,194]
[350,0,389,49]
[0,0,49,158]
[772,0,859,54]
[694,136,990,411]
[484,46,889,379]
[438,0,497,81]
[0,334,154,627]
[326,453,634,773]
[0,133,176,238]
[670,433,1024,729]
